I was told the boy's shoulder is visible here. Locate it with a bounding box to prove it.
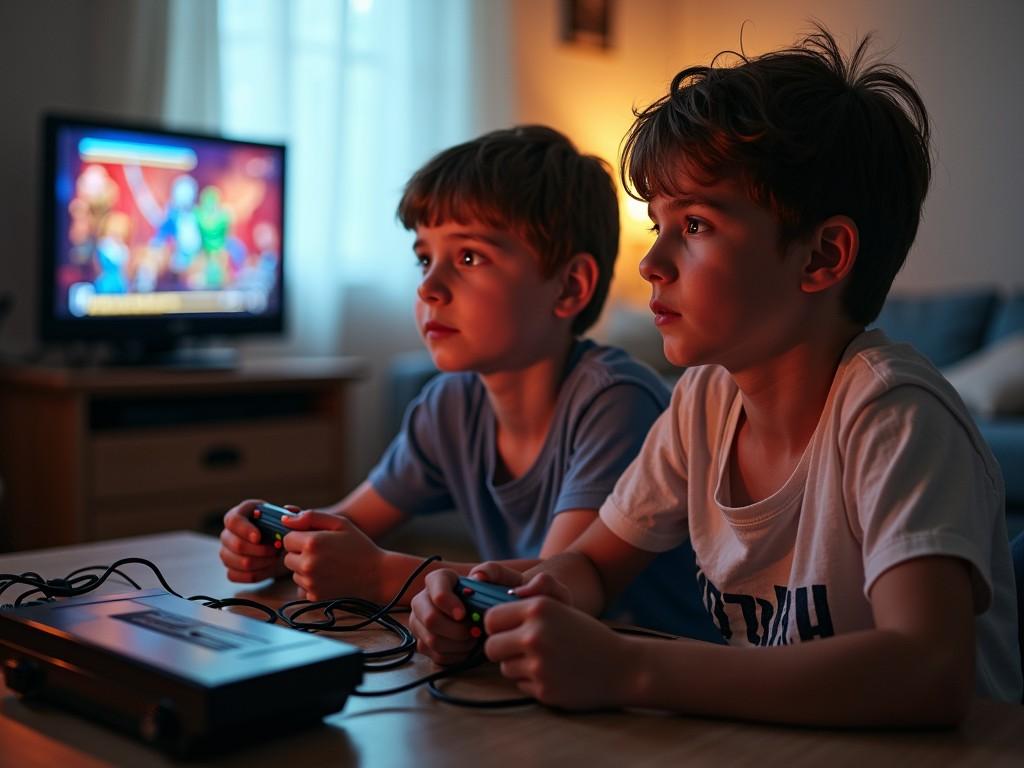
[819,331,1003,484]
[833,329,967,411]
[565,339,671,409]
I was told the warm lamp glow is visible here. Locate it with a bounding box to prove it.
[571,140,654,309]
[612,189,654,308]
[624,194,648,224]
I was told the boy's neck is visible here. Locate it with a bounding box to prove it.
[726,321,863,506]
[730,321,863,457]
[480,335,577,478]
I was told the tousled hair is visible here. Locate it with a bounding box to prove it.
[398,125,619,334]
[621,24,931,325]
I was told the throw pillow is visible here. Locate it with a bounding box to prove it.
[942,333,1024,417]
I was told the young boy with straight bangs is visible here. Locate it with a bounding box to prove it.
[411,28,1023,722]
[218,125,717,640]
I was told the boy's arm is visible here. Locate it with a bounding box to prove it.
[613,554,975,725]
[301,482,569,603]
[319,480,409,539]
[495,553,975,725]
[538,509,601,557]
[220,483,409,586]
[522,516,659,615]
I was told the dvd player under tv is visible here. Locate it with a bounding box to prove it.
[0,589,362,757]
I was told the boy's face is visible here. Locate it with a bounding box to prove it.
[641,169,806,371]
[412,220,566,374]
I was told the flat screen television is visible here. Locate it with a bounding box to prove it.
[40,114,286,366]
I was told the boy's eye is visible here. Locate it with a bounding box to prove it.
[647,223,660,235]
[460,250,483,266]
[415,253,430,270]
[685,217,708,235]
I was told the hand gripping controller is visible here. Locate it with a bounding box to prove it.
[250,502,299,551]
[454,577,519,639]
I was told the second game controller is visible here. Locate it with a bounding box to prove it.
[454,577,519,639]
[251,503,299,551]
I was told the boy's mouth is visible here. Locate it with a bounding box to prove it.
[650,301,681,326]
[423,320,458,339]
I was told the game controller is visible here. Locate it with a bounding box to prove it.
[250,502,299,551]
[454,577,519,639]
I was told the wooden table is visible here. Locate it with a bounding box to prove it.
[1,533,1022,767]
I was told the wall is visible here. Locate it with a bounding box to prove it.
[0,1,170,358]
[509,0,680,308]
[509,0,1024,302]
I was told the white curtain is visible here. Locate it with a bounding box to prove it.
[209,0,511,355]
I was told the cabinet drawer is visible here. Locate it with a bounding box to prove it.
[90,418,337,497]
[90,481,339,540]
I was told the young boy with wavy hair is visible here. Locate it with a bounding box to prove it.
[412,28,1022,721]
[219,125,716,639]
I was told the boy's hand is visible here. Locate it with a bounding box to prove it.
[482,564,573,606]
[409,563,524,665]
[483,598,631,710]
[280,510,385,601]
[409,568,475,665]
[219,499,291,583]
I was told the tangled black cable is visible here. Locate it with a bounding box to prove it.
[0,555,440,674]
[1,558,176,606]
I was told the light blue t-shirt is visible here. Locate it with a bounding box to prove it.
[369,339,721,640]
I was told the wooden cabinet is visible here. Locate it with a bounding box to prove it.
[0,358,365,551]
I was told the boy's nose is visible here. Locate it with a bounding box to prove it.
[639,246,674,284]
[416,268,450,303]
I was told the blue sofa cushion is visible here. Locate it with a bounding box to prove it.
[975,417,1024,508]
[985,293,1024,345]
[873,289,999,368]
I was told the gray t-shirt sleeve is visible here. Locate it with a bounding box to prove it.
[367,378,455,516]
[555,382,668,513]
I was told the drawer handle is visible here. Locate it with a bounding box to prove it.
[202,445,242,469]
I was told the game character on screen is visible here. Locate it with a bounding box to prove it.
[66,164,119,287]
[219,125,718,639]
[410,26,1023,721]
[153,174,202,278]
[195,185,231,289]
[93,211,131,294]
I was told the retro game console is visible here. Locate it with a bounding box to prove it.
[0,589,363,756]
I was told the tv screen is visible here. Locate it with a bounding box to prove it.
[40,114,286,357]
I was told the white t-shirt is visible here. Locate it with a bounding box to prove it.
[600,330,1022,702]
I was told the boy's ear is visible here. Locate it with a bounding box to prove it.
[800,215,858,294]
[553,252,599,320]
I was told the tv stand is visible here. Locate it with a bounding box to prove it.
[0,357,366,551]
[104,340,240,370]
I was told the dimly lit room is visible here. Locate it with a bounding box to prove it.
[0,0,1021,763]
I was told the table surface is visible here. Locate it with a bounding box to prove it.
[1,532,1022,767]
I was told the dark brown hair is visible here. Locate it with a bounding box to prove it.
[398,125,619,334]
[621,24,931,325]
